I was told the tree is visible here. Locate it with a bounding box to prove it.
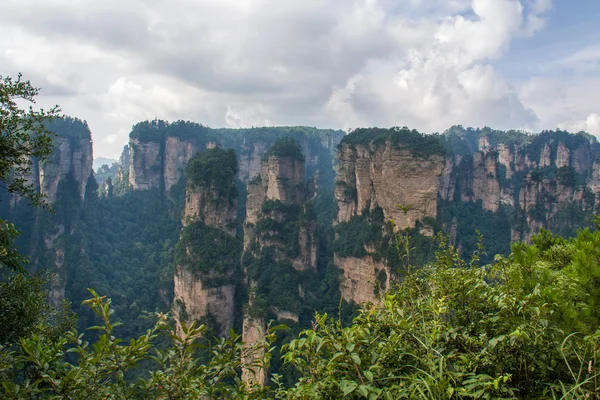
[1,73,60,272]
[0,72,60,207]
[0,73,67,345]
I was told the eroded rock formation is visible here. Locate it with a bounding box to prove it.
[172,148,241,337]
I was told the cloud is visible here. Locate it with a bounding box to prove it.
[325,0,544,132]
[0,0,565,157]
[560,113,600,136]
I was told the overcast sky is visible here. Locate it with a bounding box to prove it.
[2,0,599,158]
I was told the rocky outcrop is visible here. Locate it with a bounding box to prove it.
[128,138,162,190]
[173,268,236,336]
[442,129,600,244]
[173,148,240,337]
[183,181,237,235]
[117,145,130,183]
[241,139,317,386]
[335,254,388,304]
[241,307,267,387]
[125,121,344,193]
[239,141,267,182]
[264,156,306,203]
[335,141,445,229]
[333,137,444,304]
[24,134,94,203]
[164,137,197,192]
[10,118,95,306]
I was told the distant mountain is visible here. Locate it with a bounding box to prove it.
[93,157,118,171]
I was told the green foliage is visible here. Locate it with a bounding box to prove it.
[129,119,168,143]
[0,272,75,346]
[3,226,600,398]
[175,221,242,287]
[443,126,532,157]
[524,130,590,164]
[255,200,303,258]
[0,219,27,272]
[94,162,119,187]
[0,73,60,208]
[0,290,278,399]
[186,148,239,202]
[341,127,445,158]
[334,207,385,258]
[334,207,438,277]
[280,230,600,398]
[264,138,305,160]
[438,200,512,263]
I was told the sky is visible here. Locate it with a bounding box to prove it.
[1,0,599,159]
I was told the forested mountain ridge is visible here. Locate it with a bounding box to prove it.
[3,118,600,385]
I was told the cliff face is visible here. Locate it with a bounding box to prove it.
[30,135,93,203]
[125,121,344,193]
[334,133,445,304]
[172,148,241,337]
[333,128,600,306]
[117,145,130,183]
[128,138,163,191]
[241,139,318,386]
[335,141,445,229]
[441,129,599,244]
[7,118,95,306]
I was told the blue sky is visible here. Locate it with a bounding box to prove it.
[498,0,600,77]
[1,0,599,158]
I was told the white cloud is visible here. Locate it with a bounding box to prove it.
[560,113,600,136]
[0,0,571,158]
[325,0,543,132]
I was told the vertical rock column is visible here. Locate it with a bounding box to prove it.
[241,138,317,386]
[172,148,241,337]
[334,139,444,304]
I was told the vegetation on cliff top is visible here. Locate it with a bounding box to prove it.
[129,119,344,154]
[186,147,239,201]
[340,127,445,158]
[263,137,305,161]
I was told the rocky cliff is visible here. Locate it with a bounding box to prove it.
[334,127,600,305]
[3,117,94,306]
[241,138,318,386]
[441,127,599,246]
[333,128,446,304]
[172,148,242,336]
[124,120,344,193]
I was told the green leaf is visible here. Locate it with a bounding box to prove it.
[340,380,358,396]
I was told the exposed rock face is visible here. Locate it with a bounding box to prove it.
[441,130,600,244]
[173,268,235,336]
[173,149,240,337]
[333,140,444,304]
[125,122,345,193]
[37,136,93,203]
[447,151,501,212]
[164,137,197,191]
[335,142,445,229]
[183,183,237,235]
[241,308,267,387]
[335,254,388,304]
[241,140,317,386]
[128,139,162,190]
[264,156,305,203]
[11,119,95,306]
[117,145,130,183]
[239,141,267,182]
[245,149,317,270]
